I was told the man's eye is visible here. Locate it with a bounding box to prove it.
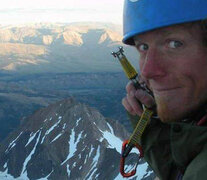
[168,40,183,49]
[137,44,149,51]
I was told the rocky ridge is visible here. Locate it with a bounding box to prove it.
[0,98,154,179]
[0,22,138,73]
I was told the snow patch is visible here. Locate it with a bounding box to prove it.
[3,162,7,169]
[5,132,23,153]
[99,129,122,153]
[86,146,100,179]
[50,133,62,143]
[20,131,42,178]
[76,117,82,126]
[61,130,83,165]
[25,131,38,147]
[137,162,153,179]
[0,170,15,180]
[107,122,115,134]
[62,123,66,130]
[88,145,94,158]
[72,162,77,168]
[41,118,62,144]
[66,164,70,178]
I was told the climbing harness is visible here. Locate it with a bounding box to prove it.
[111,47,155,178]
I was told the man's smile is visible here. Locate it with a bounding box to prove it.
[152,87,182,94]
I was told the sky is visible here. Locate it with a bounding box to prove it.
[0,0,124,25]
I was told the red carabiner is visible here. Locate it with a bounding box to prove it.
[120,140,144,178]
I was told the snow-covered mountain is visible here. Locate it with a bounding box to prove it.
[0,98,154,179]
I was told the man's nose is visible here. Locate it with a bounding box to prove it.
[140,48,166,80]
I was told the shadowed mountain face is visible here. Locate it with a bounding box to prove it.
[0,23,138,73]
[0,98,155,180]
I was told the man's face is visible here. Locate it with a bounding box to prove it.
[134,24,207,122]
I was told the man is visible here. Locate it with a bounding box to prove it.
[122,0,207,179]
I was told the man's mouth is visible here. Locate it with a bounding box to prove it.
[153,87,181,94]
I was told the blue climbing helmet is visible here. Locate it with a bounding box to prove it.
[123,0,207,45]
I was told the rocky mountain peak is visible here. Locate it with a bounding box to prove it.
[0,97,154,179]
[62,31,83,46]
[98,29,122,44]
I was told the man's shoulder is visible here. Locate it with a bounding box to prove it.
[183,144,207,180]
